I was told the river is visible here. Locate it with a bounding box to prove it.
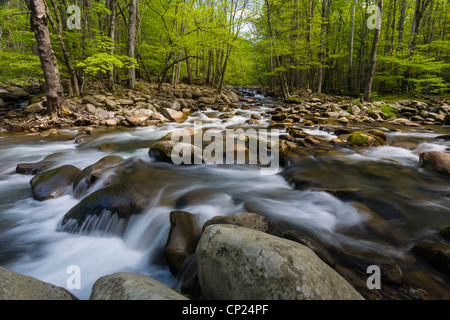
[0,89,449,299]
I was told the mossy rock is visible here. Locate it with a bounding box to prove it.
[347,131,386,147]
[285,97,302,104]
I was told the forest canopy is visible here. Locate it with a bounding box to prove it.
[0,0,449,100]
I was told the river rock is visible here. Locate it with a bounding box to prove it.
[278,140,311,166]
[198,97,216,105]
[346,132,386,147]
[363,129,387,141]
[164,211,202,276]
[89,272,188,300]
[412,243,450,275]
[82,95,101,107]
[85,104,98,115]
[0,267,78,300]
[72,155,123,199]
[30,165,81,201]
[16,153,63,175]
[202,212,272,233]
[419,151,450,176]
[149,140,203,164]
[98,142,119,152]
[133,109,153,122]
[105,99,118,110]
[58,168,175,233]
[196,224,364,300]
[281,230,335,267]
[160,108,187,123]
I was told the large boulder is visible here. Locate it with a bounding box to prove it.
[164,211,202,276]
[196,224,364,300]
[0,267,78,300]
[89,272,188,300]
[419,151,450,176]
[72,155,123,199]
[30,165,81,201]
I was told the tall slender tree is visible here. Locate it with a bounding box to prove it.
[25,0,65,115]
[363,0,384,102]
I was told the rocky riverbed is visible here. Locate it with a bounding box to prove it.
[0,85,449,300]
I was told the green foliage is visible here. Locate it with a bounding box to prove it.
[380,105,397,119]
[77,53,137,78]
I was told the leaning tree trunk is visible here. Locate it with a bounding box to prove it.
[26,0,64,116]
[363,0,383,102]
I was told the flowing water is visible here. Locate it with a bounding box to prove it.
[0,89,449,299]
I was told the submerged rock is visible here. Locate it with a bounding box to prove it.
[30,165,81,201]
[281,230,335,267]
[90,272,188,300]
[72,155,123,199]
[339,251,403,285]
[196,224,364,300]
[58,169,172,233]
[412,243,450,275]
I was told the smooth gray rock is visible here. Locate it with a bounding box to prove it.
[196,225,364,300]
[89,272,188,300]
[0,267,78,300]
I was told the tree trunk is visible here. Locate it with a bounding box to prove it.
[26,0,64,116]
[48,0,79,97]
[217,44,232,95]
[317,0,328,94]
[397,0,407,50]
[348,0,356,69]
[265,0,289,99]
[363,0,383,102]
[109,0,117,91]
[127,0,137,89]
